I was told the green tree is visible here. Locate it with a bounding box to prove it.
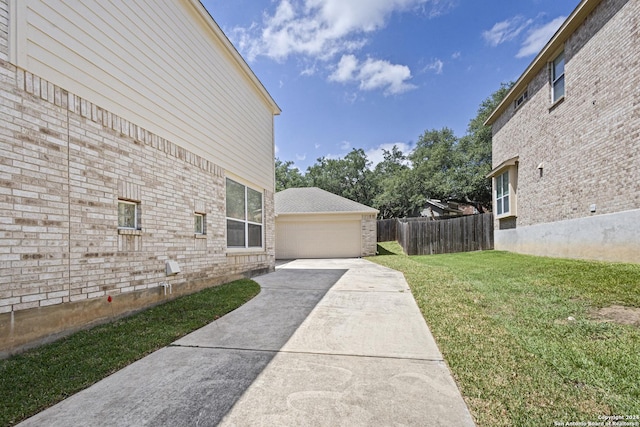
[306,148,376,207]
[373,168,416,219]
[374,145,408,177]
[275,158,307,192]
[409,127,460,207]
[276,82,513,216]
[453,82,513,207]
[372,146,412,218]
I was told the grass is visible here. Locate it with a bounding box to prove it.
[368,242,640,426]
[0,279,260,427]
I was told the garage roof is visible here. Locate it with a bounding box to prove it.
[276,187,378,215]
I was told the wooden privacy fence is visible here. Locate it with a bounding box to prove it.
[377,213,494,255]
[377,218,397,242]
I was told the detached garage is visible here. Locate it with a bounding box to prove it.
[275,188,378,259]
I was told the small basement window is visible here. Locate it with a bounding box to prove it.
[194,213,206,235]
[118,200,140,229]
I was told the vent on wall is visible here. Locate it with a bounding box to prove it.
[166,261,180,276]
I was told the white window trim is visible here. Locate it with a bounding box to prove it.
[225,178,264,251]
[118,200,140,230]
[551,50,565,104]
[514,88,528,110]
[493,167,517,220]
[194,212,206,235]
[496,171,510,216]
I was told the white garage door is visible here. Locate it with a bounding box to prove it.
[276,219,362,259]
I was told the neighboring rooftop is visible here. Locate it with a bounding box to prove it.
[275,187,378,215]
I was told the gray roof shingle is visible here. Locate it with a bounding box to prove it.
[275,187,378,215]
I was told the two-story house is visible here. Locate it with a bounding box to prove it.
[0,0,280,355]
[486,0,639,263]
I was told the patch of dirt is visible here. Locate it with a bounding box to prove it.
[592,305,640,327]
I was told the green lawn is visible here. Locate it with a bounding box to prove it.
[368,242,640,426]
[0,279,260,427]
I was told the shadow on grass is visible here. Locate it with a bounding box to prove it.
[377,243,399,256]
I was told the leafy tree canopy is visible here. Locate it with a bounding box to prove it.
[275,83,513,218]
[275,158,307,192]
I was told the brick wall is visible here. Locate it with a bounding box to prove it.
[0,53,275,354]
[361,215,377,257]
[492,0,640,228]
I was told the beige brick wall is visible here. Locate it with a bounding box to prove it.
[361,214,378,257]
[0,55,275,352]
[492,0,640,228]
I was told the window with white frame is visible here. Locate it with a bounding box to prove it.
[194,213,206,235]
[226,178,263,248]
[118,200,140,229]
[551,51,565,103]
[495,171,510,216]
[514,88,528,110]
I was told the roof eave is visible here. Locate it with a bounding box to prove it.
[484,0,601,126]
[487,156,519,178]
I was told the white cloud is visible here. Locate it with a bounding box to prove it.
[482,16,532,47]
[516,16,566,58]
[451,51,461,59]
[340,140,352,150]
[228,0,457,95]
[234,0,455,62]
[300,65,317,76]
[295,153,307,161]
[330,54,359,81]
[365,142,412,168]
[422,0,458,18]
[423,58,444,74]
[330,54,417,96]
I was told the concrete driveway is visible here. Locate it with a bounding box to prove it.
[19,258,475,426]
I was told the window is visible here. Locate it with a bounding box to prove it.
[118,200,140,229]
[495,171,510,216]
[226,178,263,249]
[551,51,565,103]
[514,89,528,109]
[194,213,205,235]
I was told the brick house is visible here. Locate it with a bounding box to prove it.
[486,0,639,263]
[0,0,280,355]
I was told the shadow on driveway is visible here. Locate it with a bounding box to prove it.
[20,260,475,426]
[19,268,346,427]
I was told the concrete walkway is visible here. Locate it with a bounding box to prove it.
[19,258,475,426]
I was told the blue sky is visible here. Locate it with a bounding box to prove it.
[202,0,577,171]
